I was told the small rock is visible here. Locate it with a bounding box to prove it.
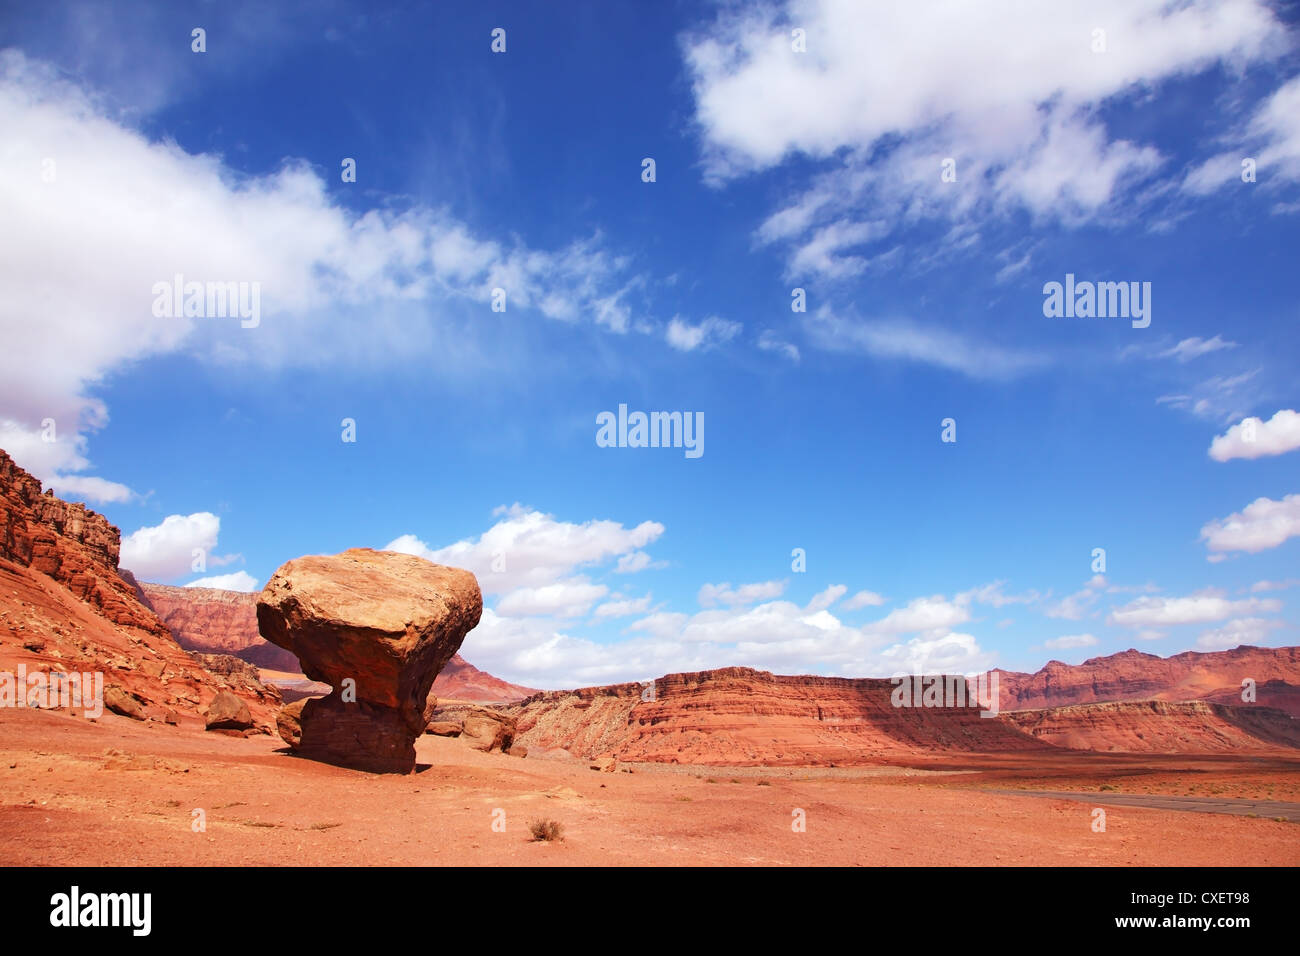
[103,685,146,721]
[204,690,253,731]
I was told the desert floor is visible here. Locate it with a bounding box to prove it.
[2,707,1297,866]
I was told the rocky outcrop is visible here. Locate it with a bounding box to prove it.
[257,548,482,773]
[1002,699,1300,752]
[0,449,279,731]
[996,646,1300,716]
[512,667,1046,766]
[0,450,169,638]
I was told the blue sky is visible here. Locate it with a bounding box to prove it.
[2,0,1298,688]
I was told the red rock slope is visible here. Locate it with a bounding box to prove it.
[137,582,298,671]
[512,667,1048,765]
[1003,699,1300,753]
[996,646,1300,716]
[137,580,535,703]
[0,449,279,730]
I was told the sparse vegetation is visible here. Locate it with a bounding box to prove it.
[529,818,565,842]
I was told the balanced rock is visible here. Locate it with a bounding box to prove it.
[257,548,482,773]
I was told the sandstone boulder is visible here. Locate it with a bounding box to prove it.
[257,548,482,773]
[426,703,517,752]
[104,685,145,720]
[276,698,307,747]
[205,690,253,731]
[425,721,462,737]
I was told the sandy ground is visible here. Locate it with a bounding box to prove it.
[2,707,1297,866]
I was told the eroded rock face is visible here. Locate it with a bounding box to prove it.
[0,449,280,731]
[138,583,301,672]
[512,667,1047,766]
[257,548,482,773]
[995,646,1300,716]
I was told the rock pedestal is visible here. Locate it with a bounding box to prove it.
[257,548,482,773]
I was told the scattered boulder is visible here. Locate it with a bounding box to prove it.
[511,743,528,758]
[103,685,145,720]
[257,548,482,773]
[590,755,618,773]
[205,690,253,731]
[277,698,307,747]
[425,721,462,738]
[426,703,517,753]
[462,710,516,753]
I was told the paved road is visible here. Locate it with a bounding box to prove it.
[987,789,1300,822]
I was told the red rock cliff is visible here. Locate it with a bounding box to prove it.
[512,666,1046,765]
[0,450,169,638]
[996,646,1300,715]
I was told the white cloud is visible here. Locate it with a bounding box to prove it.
[1200,494,1300,555]
[1158,335,1238,362]
[877,632,994,676]
[1108,592,1281,627]
[1044,575,1108,620]
[0,417,131,504]
[863,594,970,636]
[1196,617,1284,650]
[1251,578,1300,593]
[495,578,608,619]
[120,513,221,581]
[615,551,658,573]
[841,589,886,610]
[1184,75,1300,195]
[1209,410,1300,462]
[665,315,742,351]
[698,580,787,608]
[805,584,847,612]
[804,307,1046,381]
[593,594,654,618]
[1044,633,1098,650]
[958,580,1040,608]
[385,505,663,595]
[0,52,651,496]
[1156,370,1261,423]
[757,329,800,362]
[685,0,1285,274]
[185,571,259,592]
